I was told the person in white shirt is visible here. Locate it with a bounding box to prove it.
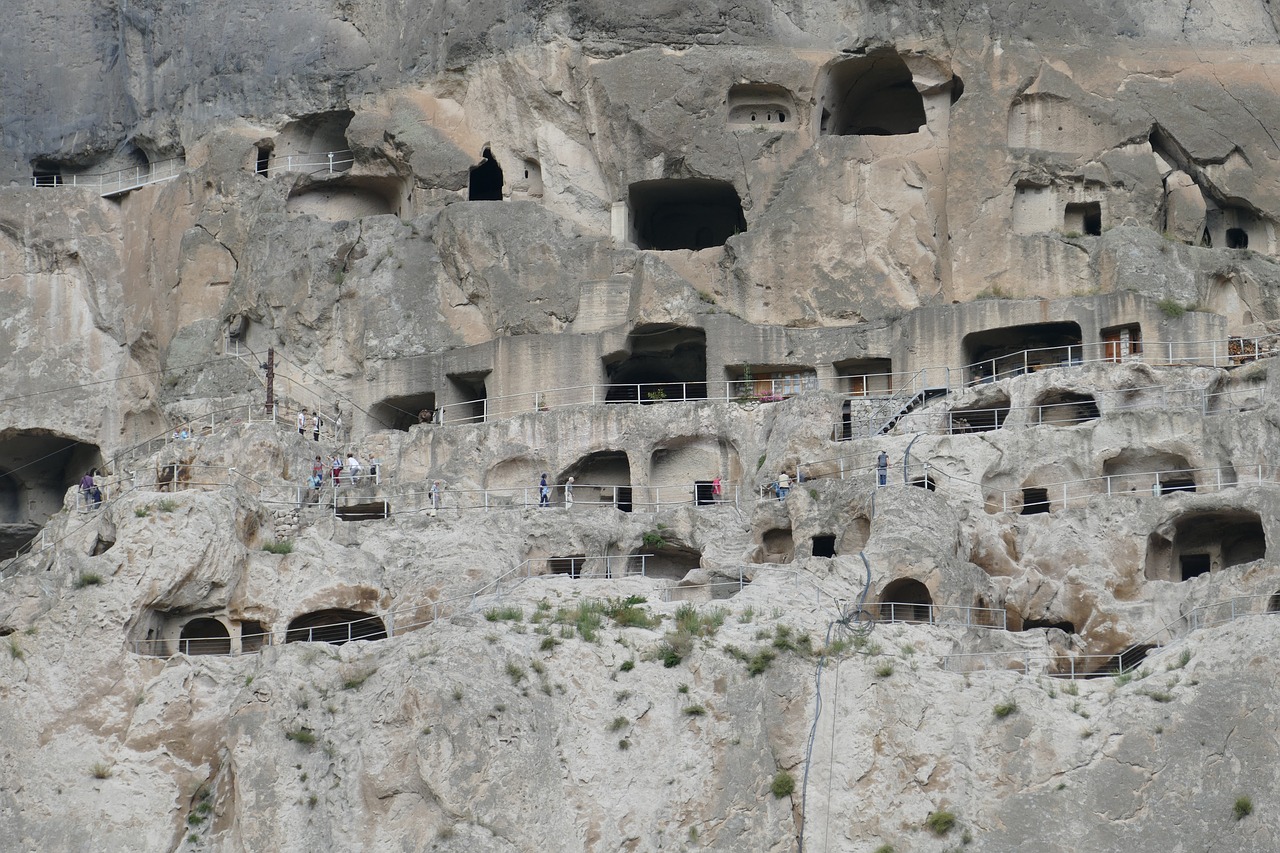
[776,470,791,500]
[297,410,306,435]
[347,454,362,483]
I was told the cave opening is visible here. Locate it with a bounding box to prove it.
[628,179,746,250]
[469,149,504,201]
[820,53,926,136]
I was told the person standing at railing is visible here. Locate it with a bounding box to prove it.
[564,477,574,508]
[539,474,551,507]
[332,455,344,486]
[429,480,442,516]
[712,476,722,502]
[312,411,323,442]
[297,409,307,436]
[79,469,102,507]
[347,453,362,483]
[776,470,791,500]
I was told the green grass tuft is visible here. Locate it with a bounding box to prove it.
[1234,795,1253,820]
[262,540,293,555]
[285,728,317,745]
[925,809,957,836]
[993,700,1018,718]
[485,605,523,622]
[770,771,795,798]
[74,573,103,588]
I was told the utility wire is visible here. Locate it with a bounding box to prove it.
[798,552,874,853]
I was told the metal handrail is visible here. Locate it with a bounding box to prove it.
[941,593,1280,678]
[31,157,185,197]
[415,332,1278,428]
[255,150,355,177]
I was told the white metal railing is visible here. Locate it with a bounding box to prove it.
[31,157,185,197]
[255,150,354,177]
[418,333,1278,428]
[328,479,743,516]
[796,448,1274,515]
[940,593,1280,678]
[876,602,1007,629]
[837,381,1271,440]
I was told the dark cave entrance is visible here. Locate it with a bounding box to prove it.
[628,179,746,250]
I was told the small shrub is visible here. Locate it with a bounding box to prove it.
[993,700,1018,718]
[285,728,316,745]
[134,505,150,517]
[605,596,660,629]
[187,812,206,826]
[157,498,178,513]
[872,845,895,853]
[608,716,629,732]
[90,761,113,779]
[641,531,667,548]
[618,738,631,750]
[1063,681,1079,696]
[682,704,707,717]
[8,638,23,660]
[484,606,523,622]
[1115,672,1134,686]
[875,662,894,678]
[262,540,293,555]
[925,809,957,836]
[1169,649,1192,670]
[738,607,755,624]
[677,683,689,694]
[1143,689,1174,703]
[619,659,635,672]
[770,771,795,798]
[1157,298,1187,318]
[539,636,559,652]
[188,834,200,844]
[1234,795,1253,820]
[748,650,776,677]
[505,661,526,684]
[74,573,103,589]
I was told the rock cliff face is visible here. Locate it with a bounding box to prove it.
[3,2,1280,851]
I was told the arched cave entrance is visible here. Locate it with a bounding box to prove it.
[285,609,388,644]
[820,52,926,136]
[628,179,746,250]
[560,451,632,511]
[1034,390,1100,426]
[879,578,933,623]
[0,431,102,558]
[964,322,1083,382]
[1145,510,1267,581]
[635,544,702,581]
[948,393,1011,433]
[469,149,504,201]
[604,325,707,403]
[178,618,232,656]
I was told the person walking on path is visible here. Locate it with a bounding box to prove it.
[877,450,889,487]
[332,455,343,486]
[312,411,323,442]
[429,480,442,516]
[347,453,362,483]
[776,470,791,500]
[539,474,551,507]
[297,410,307,436]
[564,476,574,508]
[712,475,722,502]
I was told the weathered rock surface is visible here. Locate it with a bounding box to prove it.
[4,1,1280,851]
